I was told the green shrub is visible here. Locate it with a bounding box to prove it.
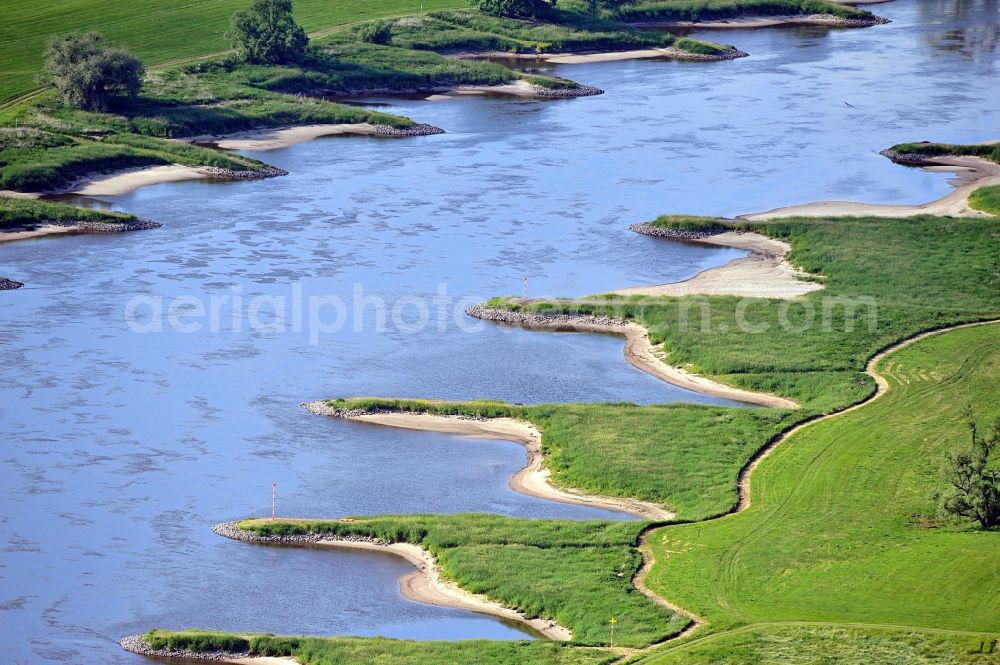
[356,21,394,45]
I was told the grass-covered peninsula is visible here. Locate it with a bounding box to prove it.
[0,196,150,229]
[131,630,614,664]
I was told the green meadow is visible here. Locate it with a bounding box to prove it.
[637,322,1000,663]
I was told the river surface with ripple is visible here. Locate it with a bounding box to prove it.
[1,0,998,661]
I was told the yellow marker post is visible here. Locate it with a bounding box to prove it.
[609,617,617,649]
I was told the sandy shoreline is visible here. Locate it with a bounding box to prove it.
[0,224,78,243]
[212,521,571,641]
[470,46,746,66]
[304,403,674,520]
[630,13,889,30]
[466,306,798,409]
[612,230,823,299]
[71,164,211,196]
[186,122,444,152]
[742,155,1000,220]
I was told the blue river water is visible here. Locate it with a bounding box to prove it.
[1,0,998,662]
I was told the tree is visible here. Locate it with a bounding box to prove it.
[468,0,557,19]
[229,0,308,65]
[941,407,1000,529]
[41,33,143,111]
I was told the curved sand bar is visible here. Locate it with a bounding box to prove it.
[742,155,1000,221]
[303,402,674,520]
[465,307,799,409]
[187,123,393,151]
[216,520,571,640]
[71,164,210,196]
[324,539,570,640]
[612,231,823,299]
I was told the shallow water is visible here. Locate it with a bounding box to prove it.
[2,0,999,661]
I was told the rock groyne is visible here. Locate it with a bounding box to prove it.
[1,277,24,290]
[120,634,247,662]
[628,222,729,240]
[213,520,390,547]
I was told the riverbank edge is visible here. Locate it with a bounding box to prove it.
[186,122,445,151]
[741,153,1000,220]
[628,13,890,30]
[466,45,748,64]
[120,634,265,663]
[302,402,675,520]
[465,304,799,409]
[210,521,573,641]
[0,217,162,244]
[616,227,824,299]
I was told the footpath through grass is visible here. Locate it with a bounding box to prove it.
[637,322,1000,662]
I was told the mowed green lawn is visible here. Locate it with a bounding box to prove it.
[639,323,1000,662]
[0,0,466,105]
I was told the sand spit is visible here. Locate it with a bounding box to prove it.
[0,218,161,244]
[304,402,674,520]
[449,79,603,98]
[187,123,445,151]
[614,229,823,299]
[212,521,571,640]
[743,154,1000,221]
[630,13,889,29]
[465,305,798,409]
[66,164,288,197]
[469,46,746,65]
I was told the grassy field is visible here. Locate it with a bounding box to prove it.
[141,630,614,665]
[635,624,1000,664]
[235,515,685,647]
[970,185,1000,216]
[0,196,140,228]
[637,323,1000,661]
[0,0,469,105]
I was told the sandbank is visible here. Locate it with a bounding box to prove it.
[742,155,1000,220]
[70,164,209,196]
[0,224,77,243]
[612,231,823,299]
